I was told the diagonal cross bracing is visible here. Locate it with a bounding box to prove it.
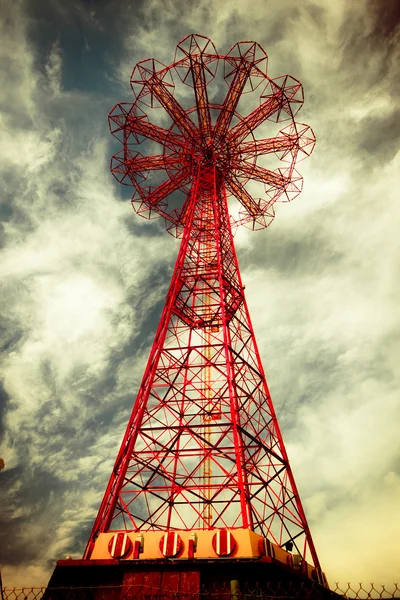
[84,160,319,568]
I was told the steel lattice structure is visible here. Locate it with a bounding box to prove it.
[84,35,318,567]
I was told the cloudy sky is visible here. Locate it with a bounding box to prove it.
[1,0,399,588]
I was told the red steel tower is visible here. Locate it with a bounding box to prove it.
[46,35,325,595]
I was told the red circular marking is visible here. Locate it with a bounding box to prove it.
[212,530,236,556]
[108,533,132,558]
[159,532,183,557]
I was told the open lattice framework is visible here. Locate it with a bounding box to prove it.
[83,34,318,570]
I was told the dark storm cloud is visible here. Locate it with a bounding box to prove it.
[0,222,5,248]
[0,312,24,353]
[133,0,215,51]
[370,0,400,41]
[22,0,141,93]
[223,4,304,50]
[271,346,340,424]
[273,317,400,432]
[356,109,400,163]
[338,0,400,95]
[0,465,74,565]
[0,380,11,444]
[124,289,167,348]
[106,257,172,366]
[0,173,31,227]
[123,213,167,238]
[238,228,344,276]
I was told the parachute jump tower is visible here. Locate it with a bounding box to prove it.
[46,35,328,596]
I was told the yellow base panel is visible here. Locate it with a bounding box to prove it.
[91,528,262,561]
[89,529,328,588]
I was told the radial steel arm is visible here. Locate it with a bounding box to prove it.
[191,57,212,143]
[236,162,290,188]
[126,117,185,151]
[214,60,253,137]
[238,135,298,159]
[225,174,263,217]
[228,91,284,144]
[145,75,198,142]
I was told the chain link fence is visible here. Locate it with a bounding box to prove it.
[1,583,399,600]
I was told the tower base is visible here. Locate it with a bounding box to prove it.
[44,558,339,600]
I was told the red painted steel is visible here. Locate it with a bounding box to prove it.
[259,537,276,558]
[160,532,183,557]
[84,35,319,568]
[212,531,236,556]
[123,570,200,600]
[108,533,132,558]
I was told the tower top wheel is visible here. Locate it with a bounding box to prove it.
[109,34,315,237]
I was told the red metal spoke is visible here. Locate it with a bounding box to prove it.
[235,161,290,189]
[126,115,185,150]
[124,153,183,174]
[141,169,190,206]
[190,57,212,143]
[144,74,199,142]
[225,174,263,217]
[214,61,252,137]
[108,102,134,140]
[227,90,284,145]
[238,135,298,159]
